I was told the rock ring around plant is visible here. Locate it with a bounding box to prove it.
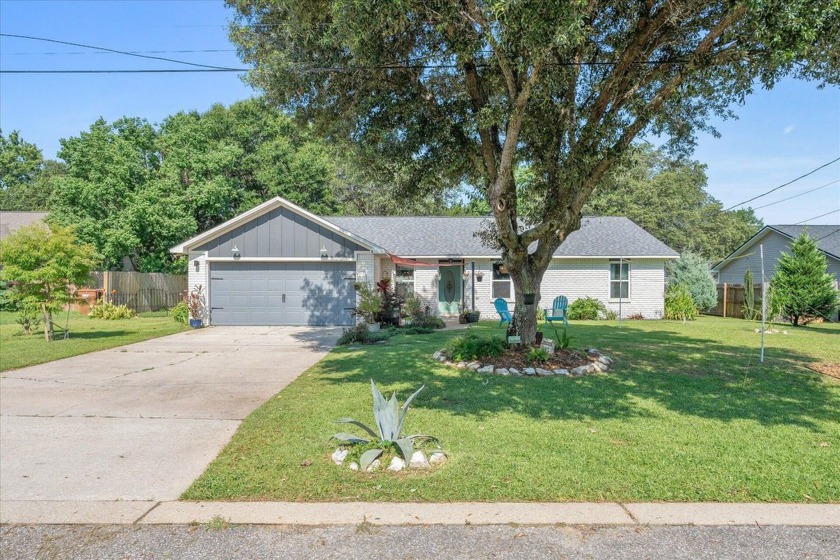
[431,348,613,377]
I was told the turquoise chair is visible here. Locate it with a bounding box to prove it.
[545,296,569,327]
[493,298,512,327]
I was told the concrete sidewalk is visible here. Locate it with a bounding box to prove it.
[2,500,838,526]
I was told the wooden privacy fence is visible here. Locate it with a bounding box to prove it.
[87,271,187,313]
[707,283,767,319]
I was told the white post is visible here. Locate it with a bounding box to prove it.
[618,256,623,328]
[760,244,766,363]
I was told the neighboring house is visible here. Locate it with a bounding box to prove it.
[0,211,48,241]
[712,225,840,285]
[170,197,679,326]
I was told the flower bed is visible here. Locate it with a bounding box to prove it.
[432,347,614,376]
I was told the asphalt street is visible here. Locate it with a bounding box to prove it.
[2,524,839,559]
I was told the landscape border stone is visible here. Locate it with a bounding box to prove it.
[433,348,613,377]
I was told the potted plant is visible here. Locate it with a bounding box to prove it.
[354,282,383,332]
[459,303,481,324]
[188,285,205,328]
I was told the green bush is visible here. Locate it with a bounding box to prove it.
[666,251,717,311]
[170,301,189,324]
[15,304,41,335]
[412,315,445,329]
[400,326,435,335]
[337,324,400,345]
[567,297,607,320]
[527,347,550,364]
[664,285,698,321]
[89,300,136,320]
[446,332,506,361]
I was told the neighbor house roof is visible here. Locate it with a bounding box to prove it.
[712,224,840,271]
[327,216,679,258]
[0,211,48,241]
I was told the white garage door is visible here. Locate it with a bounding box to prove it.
[209,262,356,326]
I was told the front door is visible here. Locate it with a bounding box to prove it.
[437,265,462,316]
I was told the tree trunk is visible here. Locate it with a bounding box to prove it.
[41,303,54,342]
[507,260,548,345]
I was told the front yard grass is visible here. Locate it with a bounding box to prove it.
[0,310,189,371]
[184,316,840,503]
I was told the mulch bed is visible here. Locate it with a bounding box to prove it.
[479,346,595,371]
[808,362,840,380]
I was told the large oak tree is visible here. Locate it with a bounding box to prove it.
[227,0,839,342]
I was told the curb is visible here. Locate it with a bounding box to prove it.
[2,501,839,526]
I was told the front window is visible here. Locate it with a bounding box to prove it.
[394,265,414,300]
[610,260,629,299]
[492,263,512,299]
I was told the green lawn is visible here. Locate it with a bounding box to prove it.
[185,316,840,503]
[0,310,189,372]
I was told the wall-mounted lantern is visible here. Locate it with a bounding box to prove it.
[320,245,328,259]
[231,245,240,258]
[193,260,200,272]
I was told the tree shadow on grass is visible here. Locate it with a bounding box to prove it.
[314,325,840,432]
[65,330,131,340]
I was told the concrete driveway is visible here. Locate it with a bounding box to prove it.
[0,326,340,502]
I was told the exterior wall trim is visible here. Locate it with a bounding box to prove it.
[205,257,356,263]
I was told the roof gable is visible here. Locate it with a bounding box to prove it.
[712,224,840,271]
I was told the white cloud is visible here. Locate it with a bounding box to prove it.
[783,124,795,135]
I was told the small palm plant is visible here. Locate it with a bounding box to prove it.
[333,380,440,470]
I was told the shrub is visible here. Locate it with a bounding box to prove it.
[400,326,434,335]
[627,312,645,320]
[769,233,839,326]
[337,324,400,345]
[552,326,574,349]
[743,269,756,321]
[15,304,41,335]
[666,252,717,311]
[527,347,550,364]
[567,297,607,320]
[413,314,445,329]
[446,332,506,361]
[354,282,382,324]
[664,285,698,321]
[170,301,189,324]
[188,285,206,320]
[89,300,136,320]
[604,309,618,320]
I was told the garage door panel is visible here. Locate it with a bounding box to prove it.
[210,262,355,326]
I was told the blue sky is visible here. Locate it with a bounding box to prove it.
[1,0,838,225]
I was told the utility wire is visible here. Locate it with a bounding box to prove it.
[1,69,244,74]
[2,49,236,56]
[750,179,840,210]
[724,157,840,210]
[794,208,840,224]
[0,33,241,70]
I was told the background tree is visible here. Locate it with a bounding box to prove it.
[0,223,97,341]
[769,233,838,326]
[584,144,762,262]
[0,130,57,210]
[666,251,717,311]
[228,0,839,343]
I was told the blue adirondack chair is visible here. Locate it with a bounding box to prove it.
[493,298,512,327]
[545,296,569,327]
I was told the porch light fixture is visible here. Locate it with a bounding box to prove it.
[231,245,240,258]
[193,260,200,272]
[320,245,328,259]
[462,271,470,280]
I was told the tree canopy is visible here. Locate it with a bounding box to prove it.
[0,130,62,211]
[227,0,840,342]
[48,98,339,272]
[584,144,762,262]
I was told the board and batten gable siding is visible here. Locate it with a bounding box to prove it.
[195,207,366,259]
[716,230,840,284]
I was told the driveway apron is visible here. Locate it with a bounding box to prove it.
[0,326,339,501]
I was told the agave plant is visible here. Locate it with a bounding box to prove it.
[333,380,440,470]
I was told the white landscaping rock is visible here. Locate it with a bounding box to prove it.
[553,369,569,376]
[586,348,601,356]
[571,365,589,376]
[467,361,482,371]
[433,351,443,360]
[410,451,430,469]
[429,452,447,465]
[509,368,521,376]
[598,356,612,365]
[387,457,406,472]
[496,368,509,376]
[365,459,381,472]
[535,368,553,376]
[524,368,537,375]
[456,361,467,369]
[348,462,359,471]
[477,365,495,374]
[331,448,349,465]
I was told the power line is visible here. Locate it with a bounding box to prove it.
[0,69,244,74]
[751,179,840,210]
[794,208,840,224]
[2,49,236,56]
[723,157,840,211]
[0,33,240,70]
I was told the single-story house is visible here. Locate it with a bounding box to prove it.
[712,225,840,285]
[170,197,679,326]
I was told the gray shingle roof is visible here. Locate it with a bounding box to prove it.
[326,216,678,258]
[770,225,840,259]
[0,211,48,240]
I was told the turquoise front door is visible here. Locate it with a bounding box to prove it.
[437,265,462,315]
